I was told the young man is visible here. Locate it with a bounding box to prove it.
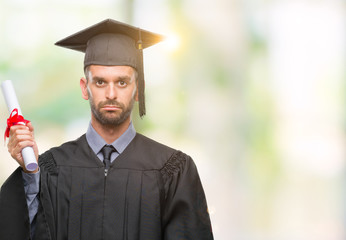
[0,19,213,240]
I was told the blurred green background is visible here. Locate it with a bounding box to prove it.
[0,0,345,239]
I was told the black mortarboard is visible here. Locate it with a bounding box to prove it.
[55,18,164,117]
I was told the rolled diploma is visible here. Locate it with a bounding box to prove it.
[1,80,38,171]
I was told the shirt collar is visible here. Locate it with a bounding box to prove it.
[86,122,136,155]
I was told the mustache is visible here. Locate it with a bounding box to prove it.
[98,100,124,109]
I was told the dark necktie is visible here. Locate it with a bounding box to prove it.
[101,145,116,176]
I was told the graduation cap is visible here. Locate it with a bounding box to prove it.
[55,18,164,117]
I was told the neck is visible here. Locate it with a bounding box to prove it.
[91,116,131,144]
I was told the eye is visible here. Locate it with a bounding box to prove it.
[118,81,127,87]
[95,80,104,86]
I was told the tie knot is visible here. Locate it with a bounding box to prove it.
[101,145,116,161]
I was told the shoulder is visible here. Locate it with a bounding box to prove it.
[38,134,88,169]
[160,150,194,181]
[137,134,194,172]
[51,134,86,154]
[111,133,184,170]
[133,133,175,156]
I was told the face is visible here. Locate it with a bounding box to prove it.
[80,65,138,127]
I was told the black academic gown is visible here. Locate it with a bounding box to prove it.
[0,133,213,240]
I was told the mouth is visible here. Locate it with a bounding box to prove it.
[102,105,121,111]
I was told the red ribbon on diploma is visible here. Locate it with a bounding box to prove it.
[4,108,30,141]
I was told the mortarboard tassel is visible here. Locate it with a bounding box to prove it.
[137,29,146,117]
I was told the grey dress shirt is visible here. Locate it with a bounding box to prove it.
[85,121,136,162]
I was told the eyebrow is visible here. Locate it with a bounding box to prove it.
[91,75,132,82]
[118,76,132,82]
[91,76,106,82]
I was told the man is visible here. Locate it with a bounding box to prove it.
[0,19,213,240]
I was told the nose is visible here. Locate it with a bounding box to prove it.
[106,83,117,100]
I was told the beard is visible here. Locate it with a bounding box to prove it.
[88,93,135,127]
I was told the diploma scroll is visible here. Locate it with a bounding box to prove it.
[1,80,38,171]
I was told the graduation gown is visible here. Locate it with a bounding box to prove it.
[0,133,213,240]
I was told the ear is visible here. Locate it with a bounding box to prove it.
[80,77,89,100]
[134,86,139,102]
